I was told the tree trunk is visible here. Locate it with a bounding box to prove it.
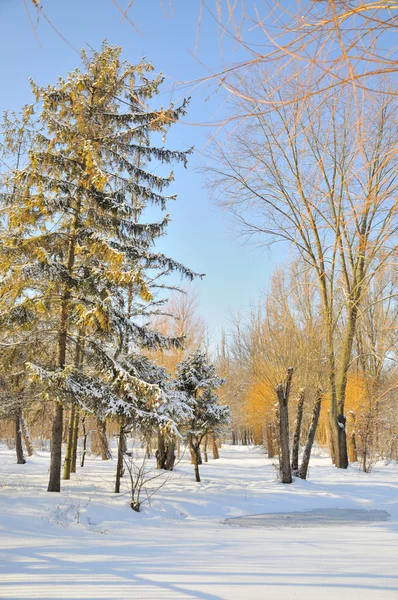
[298,390,323,480]
[191,445,203,465]
[97,418,112,460]
[362,439,369,473]
[291,389,305,474]
[115,419,125,493]
[325,411,336,464]
[80,416,87,468]
[48,202,80,492]
[47,403,63,491]
[202,435,208,462]
[194,461,200,482]
[333,301,360,470]
[273,401,281,455]
[165,438,176,470]
[347,411,357,463]
[63,404,75,480]
[63,332,83,480]
[336,414,348,469]
[15,409,26,465]
[156,431,167,469]
[189,437,201,482]
[69,333,83,473]
[276,368,293,484]
[266,423,275,458]
[71,410,79,473]
[49,286,70,492]
[21,415,33,456]
[212,434,219,459]
[321,274,351,471]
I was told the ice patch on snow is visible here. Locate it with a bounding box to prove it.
[225,508,390,528]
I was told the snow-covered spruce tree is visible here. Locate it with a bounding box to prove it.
[100,353,189,493]
[117,354,192,481]
[130,354,192,471]
[0,42,198,492]
[176,350,230,482]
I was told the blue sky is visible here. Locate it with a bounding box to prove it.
[0,0,284,344]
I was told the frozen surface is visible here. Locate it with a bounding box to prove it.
[0,444,398,599]
[225,508,391,528]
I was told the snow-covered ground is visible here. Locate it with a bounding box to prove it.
[1,444,397,599]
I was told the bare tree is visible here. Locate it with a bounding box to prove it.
[197,1,398,120]
[210,84,398,468]
[298,389,323,480]
[25,2,398,114]
[291,389,306,474]
[124,445,172,512]
[354,266,398,470]
[276,368,294,484]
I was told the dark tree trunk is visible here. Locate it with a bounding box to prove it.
[69,334,83,473]
[122,431,127,454]
[71,410,79,473]
[291,389,305,474]
[47,403,63,491]
[276,367,293,484]
[115,419,125,493]
[189,437,201,482]
[336,414,349,469]
[212,434,219,459]
[193,446,202,465]
[15,409,26,465]
[63,404,75,480]
[362,440,369,473]
[193,461,200,482]
[80,416,87,468]
[97,418,112,460]
[156,431,167,469]
[298,390,323,480]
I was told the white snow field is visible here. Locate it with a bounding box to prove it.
[1,445,398,600]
